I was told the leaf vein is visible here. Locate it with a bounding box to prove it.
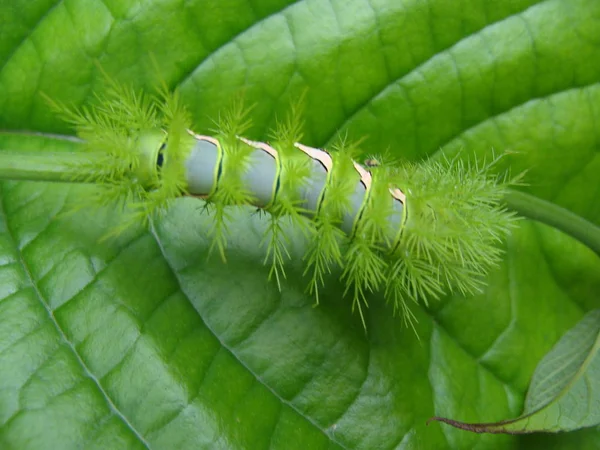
[0,186,152,449]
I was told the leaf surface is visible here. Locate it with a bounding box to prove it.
[1,1,600,449]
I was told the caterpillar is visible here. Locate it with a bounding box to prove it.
[36,81,519,330]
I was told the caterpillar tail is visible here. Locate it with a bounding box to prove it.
[27,84,519,331]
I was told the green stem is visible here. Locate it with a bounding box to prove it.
[0,130,164,187]
[505,189,600,257]
[0,150,110,183]
[3,147,600,258]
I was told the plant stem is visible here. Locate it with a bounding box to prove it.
[3,148,600,258]
[505,189,600,257]
[0,150,110,183]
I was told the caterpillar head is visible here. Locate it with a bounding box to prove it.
[44,83,195,230]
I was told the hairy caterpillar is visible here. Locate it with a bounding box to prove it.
[34,81,519,330]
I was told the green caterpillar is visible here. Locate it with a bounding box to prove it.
[36,81,519,330]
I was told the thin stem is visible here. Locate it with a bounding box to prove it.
[505,189,600,257]
[0,150,110,183]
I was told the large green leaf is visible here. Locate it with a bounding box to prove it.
[1,0,600,449]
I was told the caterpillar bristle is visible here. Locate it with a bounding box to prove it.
[44,80,520,332]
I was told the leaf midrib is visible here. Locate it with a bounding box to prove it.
[148,222,351,450]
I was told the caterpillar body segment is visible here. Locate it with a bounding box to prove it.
[37,85,520,329]
[185,134,405,238]
[183,132,408,323]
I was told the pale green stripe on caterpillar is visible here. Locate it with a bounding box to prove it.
[41,84,520,331]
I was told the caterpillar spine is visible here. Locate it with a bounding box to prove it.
[42,83,519,330]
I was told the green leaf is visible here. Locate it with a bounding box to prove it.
[430,309,600,433]
[1,0,600,449]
